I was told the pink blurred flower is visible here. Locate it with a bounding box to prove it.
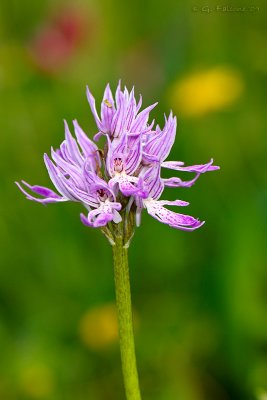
[28,6,90,74]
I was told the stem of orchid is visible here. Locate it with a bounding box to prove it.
[112,235,142,400]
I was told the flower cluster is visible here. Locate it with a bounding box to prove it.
[16,82,219,234]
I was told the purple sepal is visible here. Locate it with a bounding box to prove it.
[144,199,205,231]
[100,83,115,133]
[86,86,104,132]
[162,159,220,188]
[163,176,200,188]
[73,120,101,168]
[144,112,177,161]
[161,158,220,173]
[16,181,67,204]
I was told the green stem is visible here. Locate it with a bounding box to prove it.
[112,235,142,400]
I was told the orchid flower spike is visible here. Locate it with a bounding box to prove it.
[17,81,219,242]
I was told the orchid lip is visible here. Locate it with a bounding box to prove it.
[96,188,109,202]
[114,157,124,173]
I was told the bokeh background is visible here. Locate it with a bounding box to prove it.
[0,0,267,399]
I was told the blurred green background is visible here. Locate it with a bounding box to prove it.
[0,0,266,399]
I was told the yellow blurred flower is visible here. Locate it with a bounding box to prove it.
[79,303,119,350]
[256,389,267,400]
[170,67,244,117]
[20,363,54,398]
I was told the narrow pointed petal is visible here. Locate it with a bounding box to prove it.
[163,174,201,188]
[20,181,61,198]
[44,154,77,200]
[125,87,137,131]
[111,91,127,137]
[105,134,115,177]
[73,120,101,168]
[58,141,72,163]
[100,83,115,132]
[144,113,177,161]
[115,80,122,105]
[157,199,189,207]
[86,86,103,131]
[51,148,85,188]
[162,158,220,172]
[145,199,204,231]
[143,119,155,135]
[136,95,142,113]
[125,137,142,175]
[44,154,96,205]
[64,120,83,165]
[65,184,99,206]
[16,181,67,204]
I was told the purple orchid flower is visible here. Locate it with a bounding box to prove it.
[16,120,122,228]
[17,81,219,232]
[86,81,157,141]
